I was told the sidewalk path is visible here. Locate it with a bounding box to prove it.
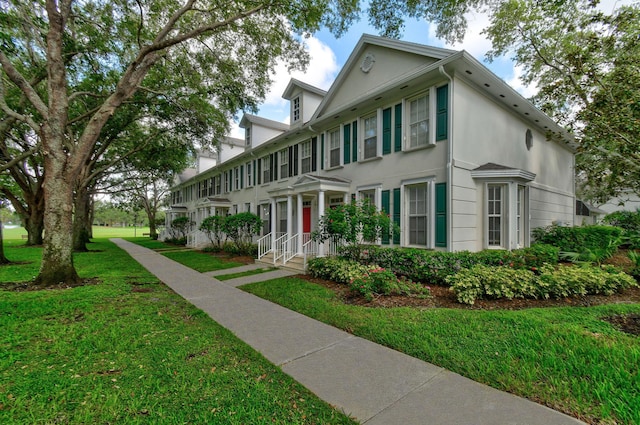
[112,238,585,425]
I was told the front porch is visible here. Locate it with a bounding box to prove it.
[255,175,351,272]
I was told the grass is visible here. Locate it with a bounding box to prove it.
[242,277,640,425]
[217,267,277,281]
[0,240,355,424]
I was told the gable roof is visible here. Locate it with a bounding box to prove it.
[312,34,457,120]
[239,113,289,131]
[282,78,327,100]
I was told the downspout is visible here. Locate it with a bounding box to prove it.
[439,65,454,252]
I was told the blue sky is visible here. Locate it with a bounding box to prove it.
[228,1,628,138]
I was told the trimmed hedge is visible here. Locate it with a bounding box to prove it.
[448,263,637,305]
[336,244,559,285]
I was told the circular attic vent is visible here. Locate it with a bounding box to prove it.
[525,129,533,151]
[361,53,375,73]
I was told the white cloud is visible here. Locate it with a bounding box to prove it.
[506,64,538,99]
[229,35,338,133]
[262,35,339,108]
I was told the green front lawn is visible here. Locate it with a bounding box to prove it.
[0,240,355,425]
[242,277,640,425]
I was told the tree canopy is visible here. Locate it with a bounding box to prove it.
[483,0,640,204]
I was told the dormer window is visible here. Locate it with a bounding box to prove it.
[292,96,300,122]
[245,127,251,146]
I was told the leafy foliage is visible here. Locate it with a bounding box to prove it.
[307,256,373,284]
[449,263,637,305]
[603,209,640,249]
[349,266,430,301]
[168,216,193,243]
[199,215,226,248]
[337,244,558,285]
[221,212,262,255]
[312,200,395,257]
[483,0,640,203]
[531,224,622,252]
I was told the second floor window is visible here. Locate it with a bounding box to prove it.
[246,162,253,187]
[301,141,312,174]
[363,113,378,160]
[234,167,240,190]
[408,93,429,148]
[262,156,271,183]
[329,128,340,168]
[280,149,289,179]
[245,127,251,146]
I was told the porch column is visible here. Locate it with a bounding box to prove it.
[343,193,349,204]
[318,190,325,256]
[297,194,303,254]
[286,194,293,238]
[270,198,277,251]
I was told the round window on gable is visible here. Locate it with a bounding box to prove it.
[525,129,533,151]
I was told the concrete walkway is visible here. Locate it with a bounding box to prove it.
[112,238,585,425]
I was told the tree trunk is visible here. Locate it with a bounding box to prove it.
[73,186,91,252]
[35,161,80,285]
[0,219,10,264]
[23,205,45,246]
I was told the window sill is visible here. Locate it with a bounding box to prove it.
[403,143,436,153]
[325,165,344,171]
[358,156,383,164]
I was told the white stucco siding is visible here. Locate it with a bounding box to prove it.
[251,125,285,148]
[450,167,480,251]
[324,46,437,115]
[529,185,574,229]
[451,78,574,194]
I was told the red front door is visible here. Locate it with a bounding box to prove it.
[303,207,311,233]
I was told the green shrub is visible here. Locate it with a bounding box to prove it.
[338,245,558,285]
[349,267,430,301]
[448,263,637,304]
[628,251,640,279]
[603,209,640,249]
[447,265,540,305]
[532,224,623,253]
[307,257,373,284]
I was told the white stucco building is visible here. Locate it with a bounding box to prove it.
[166,35,576,267]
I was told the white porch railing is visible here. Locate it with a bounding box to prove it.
[273,233,287,265]
[257,233,272,260]
[282,233,299,265]
[302,237,345,269]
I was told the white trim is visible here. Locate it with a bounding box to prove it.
[400,176,436,248]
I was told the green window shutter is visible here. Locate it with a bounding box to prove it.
[320,134,324,170]
[435,182,447,247]
[343,123,351,165]
[381,190,390,244]
[253,160,257,186]
[257,159,262,185]
[394,103,402,152]
[352,121,358,162]
[240,165,244,188]
[311,137,317,172]
[382,107,392,155]
[436,84,448,141]
[393,188,401,244]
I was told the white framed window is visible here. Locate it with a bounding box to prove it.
[301,141,312,174]
[208,177,214,196]
[234,167,240,191]
[245,202,252,213]
[292,96,300,122]
[245,162,253,188]
[362,112,378,160]
[487,184,506,248]
[214,175,221,195]
[407,183,429,246]
[328,127,341,168]
[280,149,289,179]
[262,156,271,183]
[245,127,251,147]
[224,172,231,193]
[407,92,429,148]
[360,189,376,206]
